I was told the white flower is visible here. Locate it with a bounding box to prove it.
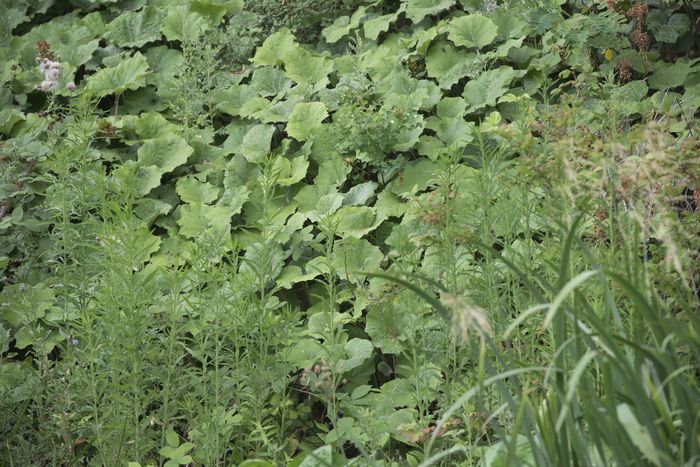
[37,56,61,92]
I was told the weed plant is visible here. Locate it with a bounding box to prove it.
[1,1,698,466]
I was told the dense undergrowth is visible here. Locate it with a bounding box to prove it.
[1,0,699,465]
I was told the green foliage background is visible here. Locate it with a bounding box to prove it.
[1,0,699,465]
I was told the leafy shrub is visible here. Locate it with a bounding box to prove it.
[1,0,698,465]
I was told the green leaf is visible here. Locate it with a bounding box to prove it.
[462,66,524,113]
[286,102,328,141]
[332,237,383,283]
[298,445,334,467]
[405,0,456,23]
[425,98,474,145]
[366,304,411,354]
[177,203,231,238]
[447,14,498,49]
[0,108,24,135]
[239,460,275,467]
[250,66,291,97]
[252,28,296,67]
[87,52,150,97]
[287,339,323,368]
[616,404,662,466]
[391,160,440,196]
[314,157,350,187]
[135,112,179,140]
[104,6,164,47]
[214,84,259,117]
[138,137,193,173]
[343,181,378,206]
[176,176,219,204]
[131,164,164,196]
[335,206,379,238]
[165,428,179,447]
[295,185,344,222]
[161,7,207,42]
[649,12,690,44]
[239,124,276,163]
[160,442,194,464]
[425,41,481,89]
[284,48,334,85]
[647,61,693,90]
[363,12,399,40]
[482,435,536,467]
[322,7,367,43]
[337,338,373,372]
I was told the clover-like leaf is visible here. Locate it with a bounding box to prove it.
[447,14,498,49]
[87,52,150,97]
[286,102,328,141]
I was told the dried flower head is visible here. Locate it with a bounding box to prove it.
[440,293,492,340]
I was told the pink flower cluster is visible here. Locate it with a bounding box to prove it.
[37,57,60,92]
[36,55,76,92]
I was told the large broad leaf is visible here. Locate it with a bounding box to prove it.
[425,98,475,146]
[647,61,693,90]
[87,52,150,97]
[462,66,524,113]
[425,41,481,89]
[252,28,296,67]
[284,48,334,85]
[447,14,498,49]
[137,137,193,173]
[363,12,400,40]
[239,124,276,163]
[252,28,333,85]
[335,206,380,238]
[366,303,412,354]
[161,6,208,42]
[177,203,231,238]
[286,102,328,141]
[176,176,219,204]
[337,338,373,372]
[131,164,164,195]
[250,66,291,98]
[214,85,259,117]
[332,237,383,282]
[405,0,456,23]
[104,6,164,47]
[295,185,344,222]
[322,7,367,43]
[343,181,378,206]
